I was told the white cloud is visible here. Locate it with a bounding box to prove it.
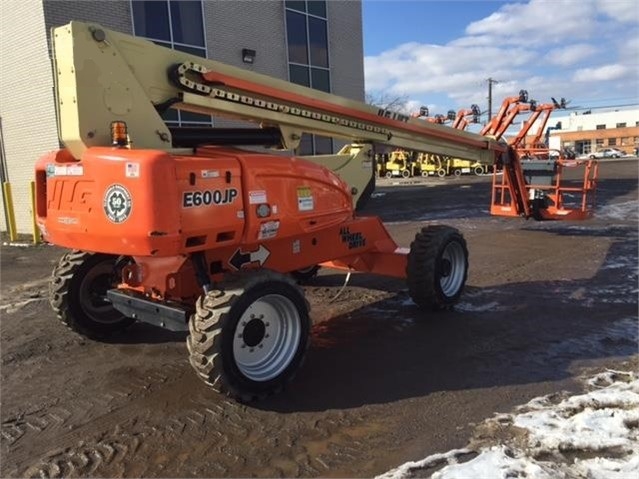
[465,0,597,45]
[572,63,630,82]
[596,0,639,23]
[364,0,639,111]
[545,44,599,66]
[365,42,537,106]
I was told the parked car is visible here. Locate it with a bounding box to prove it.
[589,148,625,159]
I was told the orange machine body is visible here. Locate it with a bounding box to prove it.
[35,146,406,301]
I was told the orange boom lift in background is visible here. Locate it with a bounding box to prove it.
[36,23,595,401]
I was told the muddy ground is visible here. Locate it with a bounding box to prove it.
[1,160,637,478]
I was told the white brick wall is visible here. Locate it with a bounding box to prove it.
[0,0,60,237]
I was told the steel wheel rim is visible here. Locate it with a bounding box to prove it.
[78,261,120,323]
[232,294,301,382]
[439,241,466,297]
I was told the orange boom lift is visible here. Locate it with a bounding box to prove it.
[485,92,598,220]
[36,23,594,401]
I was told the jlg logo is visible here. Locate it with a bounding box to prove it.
[183,188,239,208]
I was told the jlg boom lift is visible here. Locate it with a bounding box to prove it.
[35,23,587,401]
[37,22,502,401]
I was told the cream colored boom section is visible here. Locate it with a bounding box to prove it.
[54,22,503,162]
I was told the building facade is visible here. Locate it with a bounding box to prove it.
[0,0,365,235]
[547,108,639,156]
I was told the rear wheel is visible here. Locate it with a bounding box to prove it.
[437,168,447,178]
[401,169,411,178]
[187,271,311,401]
[385,171,393,179]
[474,165,485,176]
[453,168,462,177]
[406,226,468,311]
[49,251,134,339]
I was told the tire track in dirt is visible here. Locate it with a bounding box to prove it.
[17,378,390,478]
[2,361,186,469]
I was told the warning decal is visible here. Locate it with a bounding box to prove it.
[297,186,314,211]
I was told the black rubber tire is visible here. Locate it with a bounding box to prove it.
[437,168,447,178]
[589,155,596,159]
[453,169,462,177]
[401,169,411,178]
[406,225,469,311]
[474,165,485,176]
[385,171,393,179]
[187,271,311,402]
[49,250,135,339]
[290,265,320,283]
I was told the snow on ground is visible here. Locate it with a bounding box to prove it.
[378,370,639,479]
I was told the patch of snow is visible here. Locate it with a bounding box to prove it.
[376,448,471,479]
[597,200,639,221]
[378,371,639,479]
[432,446,554,479]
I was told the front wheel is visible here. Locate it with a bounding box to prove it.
[401,169,411,178]
[474,165,485,176]
[187,271,311,401]
[49,251,135,339]
[406,226,468,311]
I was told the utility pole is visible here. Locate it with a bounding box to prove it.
[486,77,500,122]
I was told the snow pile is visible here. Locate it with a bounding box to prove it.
[378,370,639,479]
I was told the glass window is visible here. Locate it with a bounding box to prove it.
[286,10,309,64]
[596,139,604,146]
[162,109,179,123]
[132,0,210,126]
[298,133,314,155]
[289,64,310,86]
[596,124,606,130]
[170,1,205,46]
[314,135,333,154]
[132,0,170,40]
[616,122,627,128]
[608,138,617,146]
[286,1,332,154]
[308,16,328,67]
[311,67,330,92]
[181,111,212,123]
[173,43,206,57]
[307,1,327,18]
[285,1,306,13]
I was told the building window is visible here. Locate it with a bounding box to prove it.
[595,124,606,130]
[596,139,604,147]
[608,138,617,146]
[131,0,211,126]
[616,122,627,128]
[285,0,332,154]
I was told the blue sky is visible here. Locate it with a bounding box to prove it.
[362,0,639,123]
